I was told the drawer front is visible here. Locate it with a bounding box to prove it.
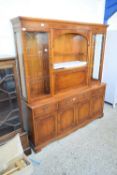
[91,86,105,97]
[22,21,48,31]
[59,96,77,110]
[78,91,91,102]
[34,103,58,116]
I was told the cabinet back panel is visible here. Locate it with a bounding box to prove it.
[53,33,87,63]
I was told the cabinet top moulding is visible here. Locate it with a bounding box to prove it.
[11,16,108,32]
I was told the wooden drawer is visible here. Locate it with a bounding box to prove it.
[91,86,105,97]
[78,91,91,102]
[59,96,77,110]
[22,21,48,31]
[34,103,58,116]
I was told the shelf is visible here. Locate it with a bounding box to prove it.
[53,61,87,70]
[53,52,86,57]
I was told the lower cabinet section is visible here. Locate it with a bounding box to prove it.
[29,84,105,152]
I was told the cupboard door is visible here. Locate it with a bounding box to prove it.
[91,86,105,117]
[76,99,90,124]
[34,113,57,146]
[91,96,104,117]
[58,106,75,134]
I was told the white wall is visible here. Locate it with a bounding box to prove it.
[102,12,117,106]
[107,12,117,30]
[0,0,105,58]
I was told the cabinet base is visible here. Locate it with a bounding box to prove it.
[33,113,103,152]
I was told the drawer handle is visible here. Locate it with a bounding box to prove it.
[22,27,26,31]
[72,97,76,102]
[40,23,45,27]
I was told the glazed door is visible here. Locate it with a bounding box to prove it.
[23,31,50,101]
[91,33,106,82]
[0,61,21,136]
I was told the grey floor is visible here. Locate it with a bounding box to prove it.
[29,103,117,175]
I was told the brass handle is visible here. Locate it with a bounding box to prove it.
[72,97,76,102]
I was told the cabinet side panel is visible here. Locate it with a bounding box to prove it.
[15,32,27,99]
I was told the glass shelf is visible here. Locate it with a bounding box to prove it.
[53,61,87,69]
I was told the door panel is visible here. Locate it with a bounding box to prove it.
[58,107,75,134]
[91,96,104,116]
[34,113,57,145]
[77,100,90,124]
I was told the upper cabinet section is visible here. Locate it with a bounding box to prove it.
[52,30,89,93]
[11,17,107,102]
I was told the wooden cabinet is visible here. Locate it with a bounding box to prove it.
[0,58,31,155]
[11,17,107,152]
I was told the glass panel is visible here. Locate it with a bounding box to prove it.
[15,32,27,99]
[53,33,88,69]
[92,34,103,80]
[25,32,50,98]
[0,67,21,136]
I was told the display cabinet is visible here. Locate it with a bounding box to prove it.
[11,17,107,152]
[0,58,31,155]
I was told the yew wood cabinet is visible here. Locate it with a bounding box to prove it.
[11,17,107,152]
